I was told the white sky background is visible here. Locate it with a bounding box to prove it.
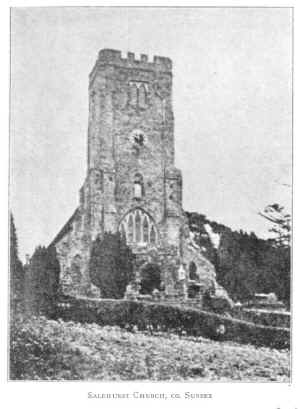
[10,7,292,260]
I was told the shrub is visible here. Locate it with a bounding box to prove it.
[232,308,290,329]
[89,232,135,298]
[56,297,290,350]
[140,263,161,294]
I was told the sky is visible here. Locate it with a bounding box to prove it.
[10,7,292,261]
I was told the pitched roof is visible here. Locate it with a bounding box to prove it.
[49,207,79,247]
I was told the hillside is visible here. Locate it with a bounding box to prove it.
[10,316,290,381]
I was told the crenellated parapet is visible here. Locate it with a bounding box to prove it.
[89,48,172,85]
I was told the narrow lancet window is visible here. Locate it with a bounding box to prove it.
[138,84,147,108]
[135,211,141,243]
[134,173,144,199]
[120,223,127,242]
[150,225,156,245]
[134,182,142,199]
[129,83,138,106]
[128,214,134,242]
[143,216,149,243]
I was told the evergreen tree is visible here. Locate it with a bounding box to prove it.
[259,203,291,247]
[10,213,24,314]
[186,211,291,307]
[25,245,60,316]
[89,232,135,299]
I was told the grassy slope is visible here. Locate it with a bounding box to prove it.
[10,316,290,381]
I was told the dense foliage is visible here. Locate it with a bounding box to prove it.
[186,211,291,307]
[10,316,290,381]
[25,245,60,316]
[89,232,135,298]
[10,213,24,315]
[56,298,290,349]
[139,263,161,294]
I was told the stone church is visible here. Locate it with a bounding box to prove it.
[52,49,217,299]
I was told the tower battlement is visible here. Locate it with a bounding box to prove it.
[89,48,172,82]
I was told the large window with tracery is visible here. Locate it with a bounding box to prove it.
[119,208,157,246]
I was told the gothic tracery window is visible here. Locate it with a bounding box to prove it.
[119,208,157,246]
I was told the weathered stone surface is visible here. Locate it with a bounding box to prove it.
[52,49,218,298]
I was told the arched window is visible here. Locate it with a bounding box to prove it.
[138,84,147,108]
[134,183,142,199]
[119,208,158,246]
[129,83,138,106]
[133,173,144,199]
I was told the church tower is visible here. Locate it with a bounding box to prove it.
[52,49,216,298]
[86,49,184,251]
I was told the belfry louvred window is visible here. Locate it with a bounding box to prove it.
[129,82,148,108]
[119,208,157,246]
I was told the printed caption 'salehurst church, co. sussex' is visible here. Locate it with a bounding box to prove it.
[52,49,221,300]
